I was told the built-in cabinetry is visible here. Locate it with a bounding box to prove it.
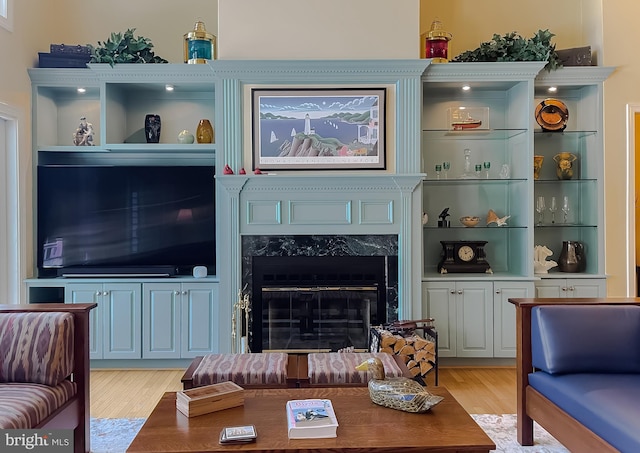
[66,282,141,360]
[26,62,613,362]
[423,280,531,358]
[28,65,220,362]
[533,67,614,297]
[421,63,612,358]
[534,278,606,298]
[143,282,218,359]
[27,279,218,360]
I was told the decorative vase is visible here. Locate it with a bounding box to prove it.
[177,129,195,144]
[557,240,586,272]
[533,155,544,180]
[196,119,214,144]
[145,114,161,143]
[553,152,578,180]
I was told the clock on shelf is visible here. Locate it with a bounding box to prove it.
[437,240,492,274]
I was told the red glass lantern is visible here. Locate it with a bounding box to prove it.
[424,18,452,63]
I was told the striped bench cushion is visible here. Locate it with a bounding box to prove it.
[307,352,404,385]
[0,312,74,386]
[192,353,289,388]
[0,380,77,429]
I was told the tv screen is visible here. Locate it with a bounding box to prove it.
[37,165,215,277]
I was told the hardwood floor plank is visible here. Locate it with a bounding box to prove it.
[90,367,516,418]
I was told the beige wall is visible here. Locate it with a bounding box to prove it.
[601,2,640,296]
[218,0,419,59]
[2,0,638,296]
[420,0,592,61]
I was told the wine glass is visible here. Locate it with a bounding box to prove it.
[475,164,482,178]
[536,196,546,226]
[435,164,442,180]
[562,196,570,223]
[548,196,558,224]
[483,161,491,179]
[442,161,451,179]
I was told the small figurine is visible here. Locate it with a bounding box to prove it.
[73,116,94,146]
[437,208,450,228]
[223,164,234,175]
[254,167,263,175]
[534,245,558,274]
[239,168,247,175]
[422,212,429,225]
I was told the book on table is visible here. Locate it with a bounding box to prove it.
[286,399,339,439]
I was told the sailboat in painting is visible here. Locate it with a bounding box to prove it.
[270,131,278,143]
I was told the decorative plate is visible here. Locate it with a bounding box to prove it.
[535,98,569,131]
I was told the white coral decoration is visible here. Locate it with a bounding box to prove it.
[533,245,558,274]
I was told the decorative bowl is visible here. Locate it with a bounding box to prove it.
[459,216,480,227]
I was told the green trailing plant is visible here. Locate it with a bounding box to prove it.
[88,29,168,66]
[452,29,562,71]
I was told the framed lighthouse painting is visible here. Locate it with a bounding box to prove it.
[251,88,386,171]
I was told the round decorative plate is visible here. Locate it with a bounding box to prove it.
[535,98,569,131]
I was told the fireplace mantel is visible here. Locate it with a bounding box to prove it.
[214,60,429,353]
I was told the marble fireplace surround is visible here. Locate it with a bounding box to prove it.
[213,60,430,352]
[243,234,398,352]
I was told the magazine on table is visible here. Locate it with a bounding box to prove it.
[286,399,339,439]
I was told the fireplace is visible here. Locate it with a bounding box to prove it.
[242,235,398,352]
[253,255,386,351]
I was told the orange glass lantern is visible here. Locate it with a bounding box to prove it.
[424,18,452,63]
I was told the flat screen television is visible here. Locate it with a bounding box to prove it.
[37,165,215,277]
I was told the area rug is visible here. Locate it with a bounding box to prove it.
[90,414,569,453]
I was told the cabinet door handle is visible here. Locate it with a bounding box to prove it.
[495,290,501,294]
[457,290,463,295]
[102,291,109,296]
[450,290,456,294]
[561,287,568,291]
[182,291,188,295]
[174,291,181,295]
[568,286,575,291]
[95,291,101,297]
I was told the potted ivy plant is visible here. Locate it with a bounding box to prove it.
[452,29,562,71]
[88,29,168,66]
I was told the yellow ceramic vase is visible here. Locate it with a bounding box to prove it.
[533,155,544,180]
[553,152,577,180]
[196,119,214,144]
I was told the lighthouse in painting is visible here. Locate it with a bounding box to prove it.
[304,113,311,135]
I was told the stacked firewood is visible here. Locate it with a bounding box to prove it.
[374,329,437,380]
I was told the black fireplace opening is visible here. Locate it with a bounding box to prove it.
[251,255,387,352]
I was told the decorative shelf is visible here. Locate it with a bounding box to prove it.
[423,129,527,140]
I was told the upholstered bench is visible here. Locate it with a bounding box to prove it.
[181,353,295,390]
[300,352,409,387]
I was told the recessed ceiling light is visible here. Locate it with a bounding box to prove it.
[462,85,471,91]
[77,87,86,94]
[548,86,557,93]
[165,84,174,92]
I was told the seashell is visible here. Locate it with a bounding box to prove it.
[486,209,499,225]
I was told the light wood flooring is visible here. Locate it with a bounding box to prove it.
[90,367,516,418]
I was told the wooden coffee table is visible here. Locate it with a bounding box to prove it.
[127,387,494,452]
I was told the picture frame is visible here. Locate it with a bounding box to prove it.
[252,88,386,170]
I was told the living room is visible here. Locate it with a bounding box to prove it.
[0,0,639,451]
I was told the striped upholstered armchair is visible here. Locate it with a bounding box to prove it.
[0,303,96,453]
